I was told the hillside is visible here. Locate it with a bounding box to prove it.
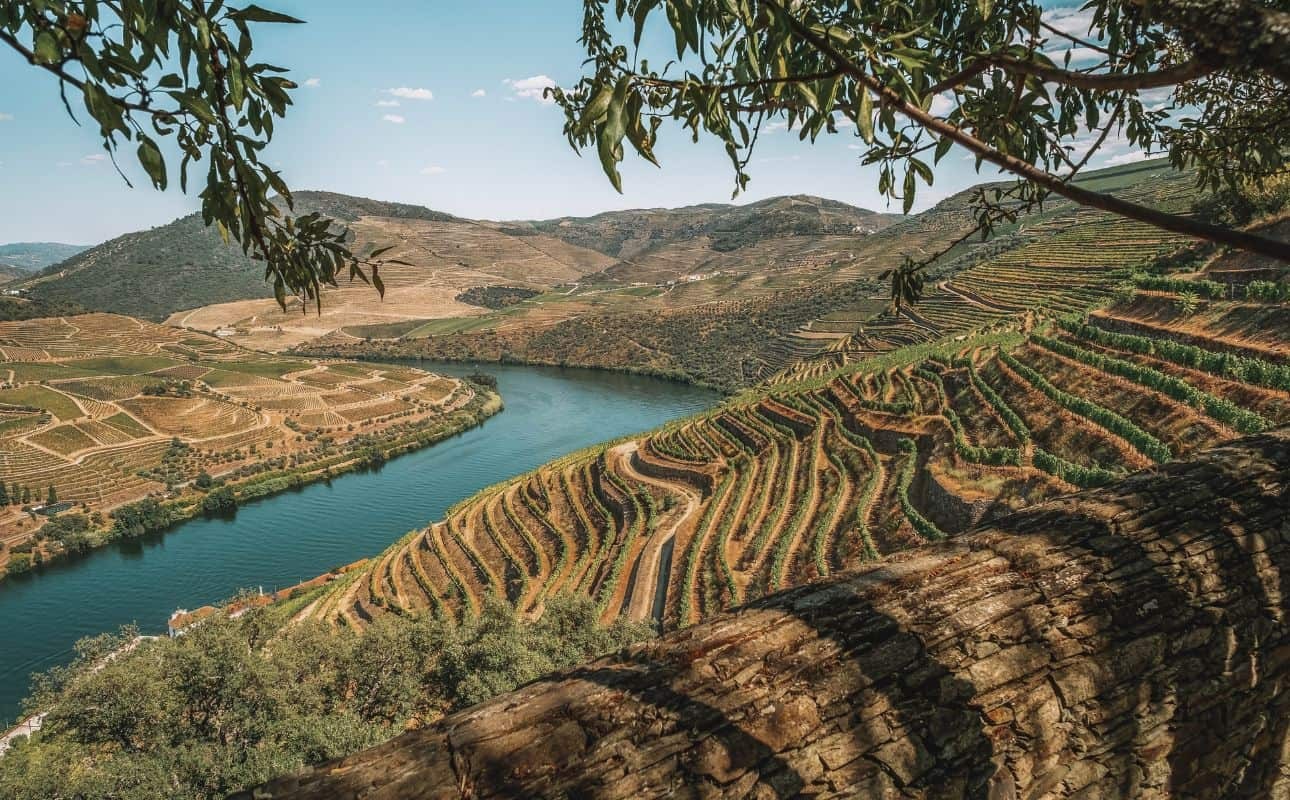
[293,258,1287,630]
[0,313,498,577]
[307,160,1198,390]
[19,192,484,324]
[25,191,895,342]
[0,243,87,272]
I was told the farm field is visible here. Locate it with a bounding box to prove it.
[298,264,1288,631]
[0,313,494,575]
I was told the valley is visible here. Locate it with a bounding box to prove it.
[1,159,1285,797]
[0,363,716,725]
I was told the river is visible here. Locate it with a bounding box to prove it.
[0,363,717,724]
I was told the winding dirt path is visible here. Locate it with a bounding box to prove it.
[609,442,702,623]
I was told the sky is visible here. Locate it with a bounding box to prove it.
[0,1,1150,245]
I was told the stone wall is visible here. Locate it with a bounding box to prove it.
[241,429,1290,800]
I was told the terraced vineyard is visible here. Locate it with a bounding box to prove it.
[773,215,1197,384]
[0,314,495,573]
[298,276,1287,631]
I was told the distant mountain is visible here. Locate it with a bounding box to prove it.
[514,194,896,258]
[0,242,88,271]
[25,192,891,322]
[20,192,469,322]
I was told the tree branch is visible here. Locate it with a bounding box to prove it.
[0,29,169,118]
[986,53,1212,90]
[767,1,1290,263]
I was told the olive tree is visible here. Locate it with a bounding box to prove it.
[0,0,400,310]
[552,0,1290,307]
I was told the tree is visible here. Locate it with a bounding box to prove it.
[200,485,237,515]
[21,485,31,504]
[9,482,18,504]
[0,480,10,506]
[554,0,1290,309]
[46,485,56,504]
[0,1,407,310]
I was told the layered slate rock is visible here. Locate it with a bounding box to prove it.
[240,429,1290,799]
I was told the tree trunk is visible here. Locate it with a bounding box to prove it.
[240,428,1290,799]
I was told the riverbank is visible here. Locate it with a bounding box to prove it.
[0,386,503,583]
[293,344,735,395]
[0,363,717,723]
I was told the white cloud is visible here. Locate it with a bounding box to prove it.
[304,77,321,88]
[472,88,486,97]
[419,165,446,175]
[504,75,557,103]
[386,87,433,101]
[1043,6,1098,39]
[929,93,955,117]
[81,153,107,165]
[1104,149,1151,166]
[375,99,401,107]
[381,114,406,124]
[1051,46,1102,65]
[0,113,12,122]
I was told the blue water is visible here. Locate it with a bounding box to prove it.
[0,363,716,724]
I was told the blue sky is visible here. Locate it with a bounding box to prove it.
[0,2,1145,245]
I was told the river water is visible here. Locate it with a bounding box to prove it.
[0,363,717,724]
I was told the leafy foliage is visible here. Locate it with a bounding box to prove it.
[0,2,404,311]
[0,595,651,800]
[553,0,1290,277]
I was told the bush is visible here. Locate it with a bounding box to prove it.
[895,439,944,541]
[110,499,175,541]
[200,486,238,515]
[1057,319,1290,391]
[999,351,1171,463]
[1033,334,1268,434]
[0,596,651,800]
[5,552,32,575]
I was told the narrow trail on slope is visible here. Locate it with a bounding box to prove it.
[609,441,703,624]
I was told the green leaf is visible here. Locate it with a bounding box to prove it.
[977,0,994,19]
[857,89,874,144]
[228,5,305,24]
[136,136,167,190]
[33,30,59,64]
[369,245,396,259]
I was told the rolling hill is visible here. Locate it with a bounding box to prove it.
[0,242,88,272]
[308,160,1199,390]
[22,191,902,348]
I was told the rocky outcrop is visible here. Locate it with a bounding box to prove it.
[240,429,1290,799]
